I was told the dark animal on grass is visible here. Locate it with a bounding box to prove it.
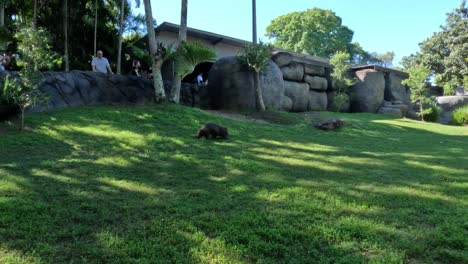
[196,123,228,139]
[314,118,345,131]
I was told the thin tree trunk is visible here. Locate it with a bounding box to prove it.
[254,71,265,111]
[178,0,187,41]
[171,0,187,103]
[252,0,257,44]
[33,0,37,23]
[419,97,424,121]
[94,0,98,56]
[20,108,25,131]
[0,3,5,26]
[143,0,166,101]
[171,75,182,103]
[63,0,69,71]
[117,0,125,74]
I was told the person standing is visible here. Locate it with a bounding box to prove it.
[91,50,113,74]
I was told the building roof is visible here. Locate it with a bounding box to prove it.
[154,22,250,47]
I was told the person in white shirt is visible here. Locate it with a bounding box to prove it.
[196,73,204,85]
[91,50,113,74]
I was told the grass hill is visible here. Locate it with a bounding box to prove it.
[1,104,467,263]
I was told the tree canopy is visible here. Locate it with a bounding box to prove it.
[266,8,354,58]
[265,8,395,67]
[402,1,468,94]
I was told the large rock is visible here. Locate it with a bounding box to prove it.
[280,95,293,112]
[284,81,309,112]
[271,51,293,67]
[308,90,328,111]
[436,95,468,111]
[378,102,408,117]
[0,71,156,112]
[304,75,328,91]
[304,64,326,77]
[205,56,284,110]
[348,69,385,113]
[385,72,411,106]
[281,62,304,82]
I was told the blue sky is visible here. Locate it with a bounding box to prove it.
[134,0,462,66]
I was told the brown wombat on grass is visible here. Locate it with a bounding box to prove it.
[196,123,228,139]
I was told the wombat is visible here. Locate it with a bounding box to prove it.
[196,123,228,139]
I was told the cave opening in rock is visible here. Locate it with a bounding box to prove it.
[182,62,214,84]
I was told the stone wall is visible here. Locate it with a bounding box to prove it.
[272,52,330,112]
[0,71,199,113]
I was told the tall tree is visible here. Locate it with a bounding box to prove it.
[116,0,125,74]
[402,1,468,94]
[0,0,5,26]
[252,0,257,44]
[266,8,354,58]
[143,0,166,101]
[170,0,188,102]
[94,0,98,56]
[63,0,69,71]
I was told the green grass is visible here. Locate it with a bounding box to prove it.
[1,104,467,263]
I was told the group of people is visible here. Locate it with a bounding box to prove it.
[91,49,142,76]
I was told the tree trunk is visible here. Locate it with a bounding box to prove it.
[171,0,188,103]
[0,3,5,27]
[171,75,182,103]
[143,0,166,101]
[63,0,69,71]
[117,0,125,74]
[33,0,37,23]
[252,0,257,44]
[179,0,187,41]
[419,97,424,122]
[254,71,265,111]
[94,0,98,56]
[20,108,25,131]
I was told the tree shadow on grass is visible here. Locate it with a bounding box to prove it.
[0,105,467,263]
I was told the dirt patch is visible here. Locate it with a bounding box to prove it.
[207,110,272,124]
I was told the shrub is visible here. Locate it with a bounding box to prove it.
[329,51,355,112]
[420,99,442,122]
[452,105,468,125]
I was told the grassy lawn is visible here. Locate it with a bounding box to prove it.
[0,104,467,263]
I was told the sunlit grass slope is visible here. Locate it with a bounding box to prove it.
[1,104,467,263]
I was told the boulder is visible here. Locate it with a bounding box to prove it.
[304,75,328,91]
[0,70,156,112]
[308,90,328,111]
[378,103,408,118]
[304,64,326,77]
[284,81,309,112]
[384,72,411,106]
[436,95,468,111]
[348,69,385,113]
[281,95,293,112]
[205,56,284,110]
[281,62,304,82]
[271,51,293,67]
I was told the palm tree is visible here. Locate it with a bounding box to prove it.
[252,0,257,44]
[62,0,69,71]
[171,41,217,103]
[93,0,98,56]
[116,0,125,74]
[170,0,188,102]
[0,0,6,26]
[143,0,166,101]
